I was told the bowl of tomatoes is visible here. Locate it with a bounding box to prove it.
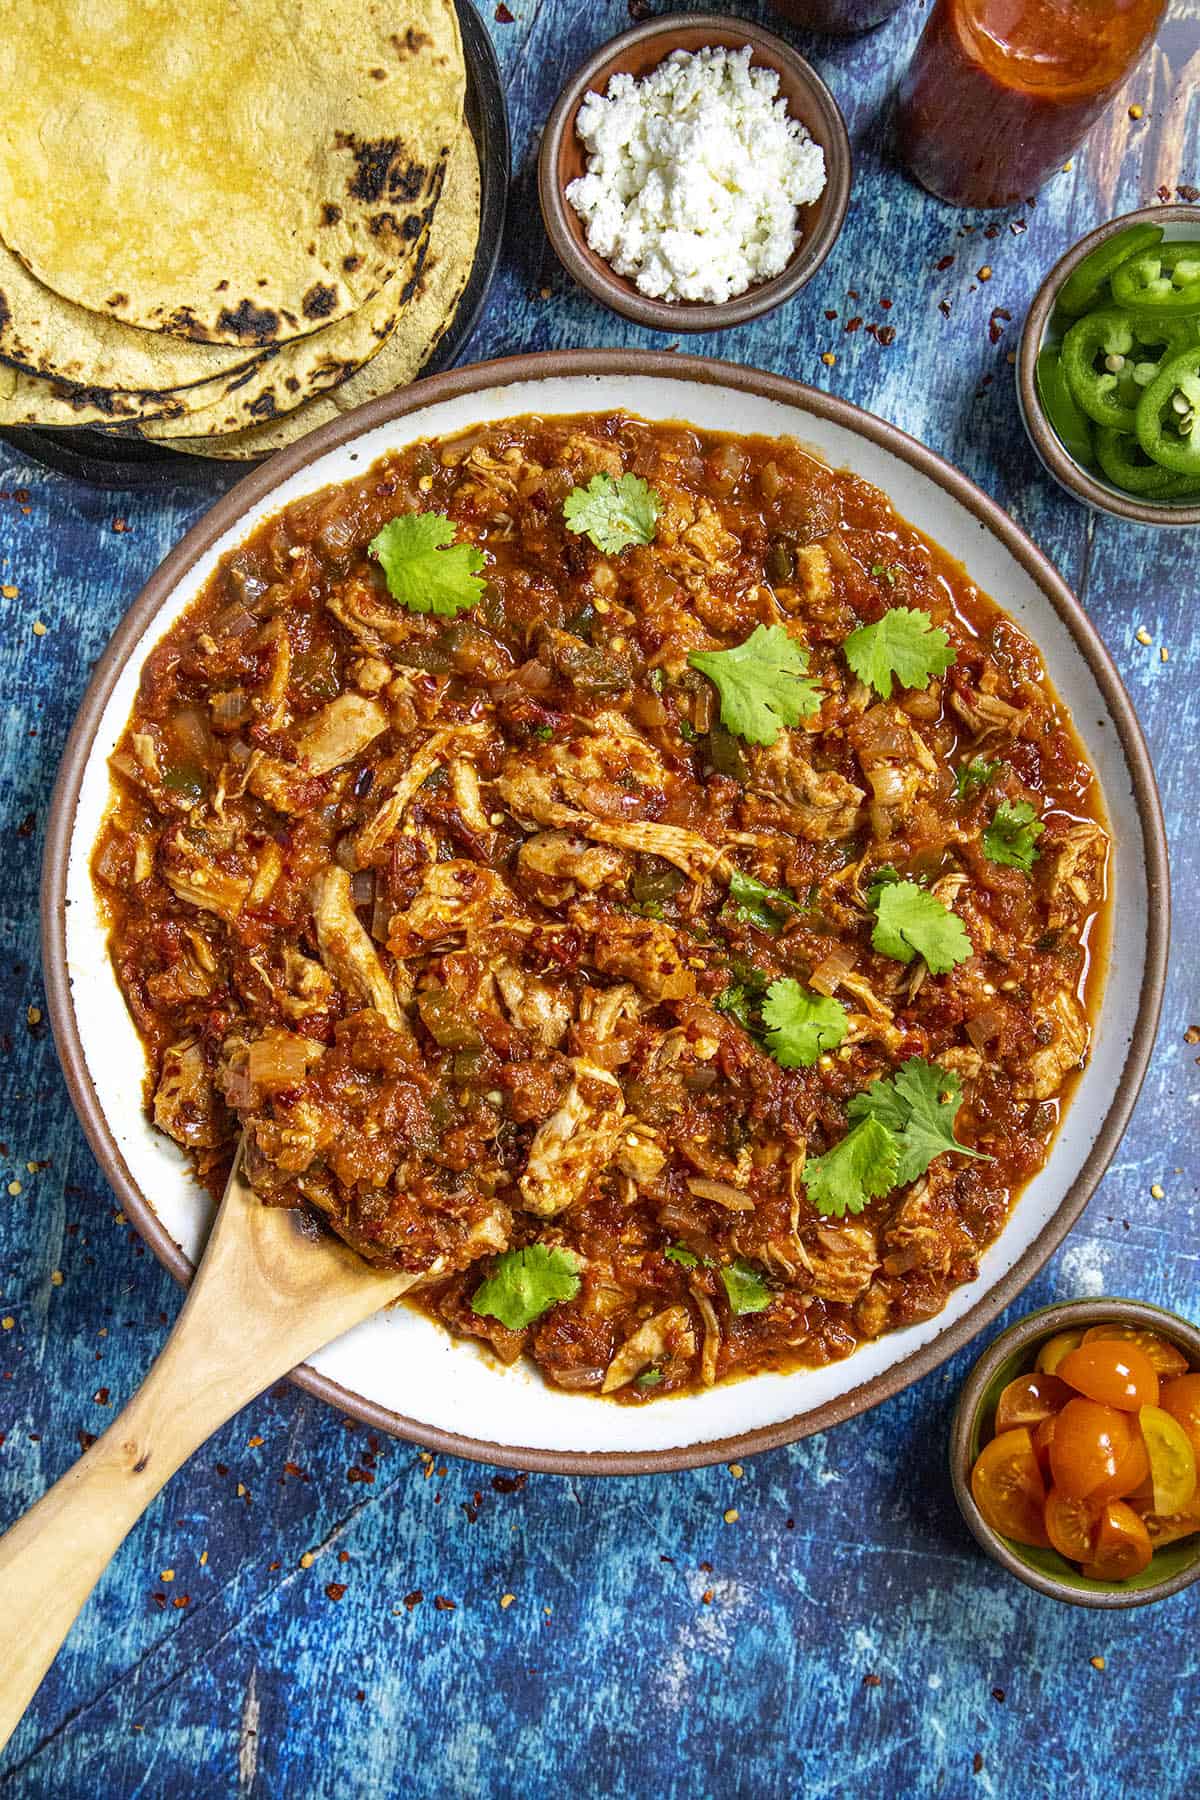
[951,1299,1200,1608]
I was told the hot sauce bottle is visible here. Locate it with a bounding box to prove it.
[895,0,1167,209]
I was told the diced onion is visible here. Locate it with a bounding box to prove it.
[810,946,856,996]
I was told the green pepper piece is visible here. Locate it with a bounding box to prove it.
[1061,310,1193,433]
[1111,241,1200,317]
[1035,347,1095,468]
[1094,426,1200,497]
[1057,223,1164,318]
[1134,344,1200,475]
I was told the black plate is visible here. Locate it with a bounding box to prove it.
[0,0,509,490]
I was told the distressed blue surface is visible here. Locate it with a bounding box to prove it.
[1,3,1199,1795]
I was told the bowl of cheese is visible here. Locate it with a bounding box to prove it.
[538,14,852,332]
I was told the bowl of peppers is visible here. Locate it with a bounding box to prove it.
[1018,204,1200,527]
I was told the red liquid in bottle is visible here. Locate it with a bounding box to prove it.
[895,0,1166,209]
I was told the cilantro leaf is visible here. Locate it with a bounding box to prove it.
[870,562,899,587]
[563,472,661,553]
[689,624,823,747]
[727,868,799,932]
[955,757,1001,801]
[720,1259,772,1315]
[864,862,902,909]
[369,513,486,617]
[636,1368,664,1389]
[843,606,956,699]
[471,1245,580,1331]
[983,798,1045,873]
[803,1116,899,1218]
[871,880,972,973]
[713,961,770,1033]
[761,978,849,1069]
[664,1243,699,1269]
[848,1057,988,1187]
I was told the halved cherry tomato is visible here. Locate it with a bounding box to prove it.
[1082,1324,1190,1380]
[995,1372,1073,1433]
[1044,1487,1101,1563]
[971,1427,1051,1547]
[1159,1372,1200,1458]
[1139,1404,1198,1515]
[1057,1339,1160,1411]
[1140,1501,1200,1549]
[1049,1398,1138,1500]
[1032,1413,1058,1477]
[1081,1501,1153,1582]
[1090,1428,1151,1504]
[1036,1328,1085,1375]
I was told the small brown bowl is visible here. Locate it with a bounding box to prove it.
[950,1299,1200,1610]
[537,14,851,332]
[1018,204,1200,528]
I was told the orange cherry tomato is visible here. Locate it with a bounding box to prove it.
[1080,1501,1153,1582]
[971,1427,1051,1548]
[1140,1501,1200,1550]
[994,1372,1073,1433]
[1160,1372,1200,1459]
[1044,1487,1101,1564]
[1090,1427,1151,1504]
[1139,1405,1198,1515]
[1049,1397,1138,1500]
[1036,1328,1085,1375]
[1082,1324,1190,1380]
[1032,1413,1058,1477]
[1057,1338,1159,1411]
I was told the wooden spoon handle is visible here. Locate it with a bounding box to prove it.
[0,1153,412,1750]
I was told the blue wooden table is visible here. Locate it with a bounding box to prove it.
[2,4,1198,1794]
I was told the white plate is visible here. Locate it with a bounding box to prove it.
[43,353,1169,1472]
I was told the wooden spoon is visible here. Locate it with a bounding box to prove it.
[0,1143,425,1751]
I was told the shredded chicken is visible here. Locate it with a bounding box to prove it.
[805,1223,879,1304]
[1015,989,1090,1100]
[154,1040,229,1148]
[293,695,388,775]
[311,866,404,1032]
[601,1304,696,1393]
[750,734,865,841]
[519,1059,625,1218]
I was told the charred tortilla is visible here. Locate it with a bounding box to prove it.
[0,0,465,346]
[166,129,481,458]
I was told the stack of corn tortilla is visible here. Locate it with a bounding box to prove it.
[0,0,480,460]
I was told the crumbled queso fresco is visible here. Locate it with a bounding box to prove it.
[566,46,826,305]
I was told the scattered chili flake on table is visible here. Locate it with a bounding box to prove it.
[988,308,1012,344]
[862,1673,882,1688]
[1091,1655,1106,1671]
[404,1589,424,1609]
[821,351,836,366]
[936,254,955,271]
[1184,1026,1200,1045]
[1,1318,13,1332]
[500,1593,515,1609]
[433,1596,457,1611]
[494,1,513,18]
[973,1753,985,1776]
[325,1582,347,1602]
[991,1686,1006,1703]
[978,265,993,281]
[161,1568,174,1582]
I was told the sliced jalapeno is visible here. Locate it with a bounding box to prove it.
[1111,241,1200,318]
[1057,223,1164,318]
[1094,425,1200,497]
[1035,347,1095,468]
[1134,344,1200,476]
[1061,310,1193,433]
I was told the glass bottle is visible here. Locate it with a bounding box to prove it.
[895,0,1167,209]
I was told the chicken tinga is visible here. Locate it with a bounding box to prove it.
[92,413,1110,1400]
